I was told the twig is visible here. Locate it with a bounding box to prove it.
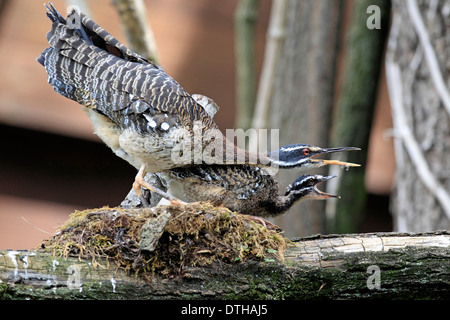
[252,0,288,129]
[385,10,406,166]
[112,0,159,62]
[407,0,450,117]
[64,0,91,17]
[21,216,53,235]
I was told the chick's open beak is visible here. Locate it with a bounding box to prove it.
[311,175,340,199]
[310,147,361,167]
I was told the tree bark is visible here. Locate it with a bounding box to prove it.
[328,0,391,233]
[386,0,450,232]
[112,0,159,62]
[1,231,448,299]
[268,0,343,237]
[252,0,288,130]
[234,0,259,131]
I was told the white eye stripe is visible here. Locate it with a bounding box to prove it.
[270,158,308,166]
[294,175,325,186]
[278,145,306,153]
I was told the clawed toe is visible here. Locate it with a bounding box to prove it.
[134,165,184,204]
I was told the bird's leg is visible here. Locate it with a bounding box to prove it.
[133,165,186,206]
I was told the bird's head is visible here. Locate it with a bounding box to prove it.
[268,144,360,169]
[285,174,340,201]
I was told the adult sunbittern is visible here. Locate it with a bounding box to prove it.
[38,3,359,210]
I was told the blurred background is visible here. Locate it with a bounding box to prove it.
[1,0,447,249]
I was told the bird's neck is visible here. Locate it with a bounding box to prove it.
[259,194,301,217]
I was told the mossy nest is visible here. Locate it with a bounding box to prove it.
[41,202,290,277]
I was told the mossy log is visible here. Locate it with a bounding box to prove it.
[0,206,448,300]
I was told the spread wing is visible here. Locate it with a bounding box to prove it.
[37,3,217,134]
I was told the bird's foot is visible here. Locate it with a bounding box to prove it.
[134,165,186,206]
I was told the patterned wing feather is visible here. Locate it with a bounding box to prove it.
[37,3,216,133]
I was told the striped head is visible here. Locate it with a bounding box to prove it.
[268,144,361,169]
[285,174,340,200]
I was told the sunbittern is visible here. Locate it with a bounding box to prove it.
[38,4,359,211]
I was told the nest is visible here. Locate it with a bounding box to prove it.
[41,202,290,277]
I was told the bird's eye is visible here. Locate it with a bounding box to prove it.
[303,149,310,156]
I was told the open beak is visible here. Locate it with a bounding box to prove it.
[310,147,361,168]
[312,175,340,199]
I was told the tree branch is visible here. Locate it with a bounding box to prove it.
[407,0,450,117]
[386,60,450,221]
[385,9,450,222]
[252,0,288,129]
[64,0,91,17]
[234,0,259,131]
[1,231,448,299]
[112,0,159,62]
[328,0,390,233]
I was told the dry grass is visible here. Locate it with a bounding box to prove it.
[42,202,290,277]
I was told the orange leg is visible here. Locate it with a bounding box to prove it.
[133,165,186,206]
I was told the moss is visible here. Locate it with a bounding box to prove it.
[0,282,14,300]
[41,202,290,280]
